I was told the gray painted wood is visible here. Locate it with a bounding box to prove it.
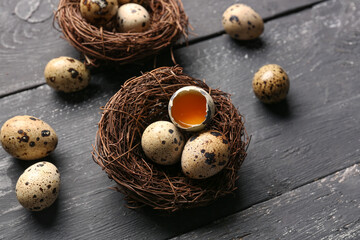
[0,0,359,239]
[0,0,327,97]
[173,164,360,240]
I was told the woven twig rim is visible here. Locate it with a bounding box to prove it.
[55,0,188,66]
[92,66,249,211]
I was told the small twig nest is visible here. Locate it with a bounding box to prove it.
[92,66,249,211]
[55,0,188,66]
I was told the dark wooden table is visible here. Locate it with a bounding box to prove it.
[1,0,359,239]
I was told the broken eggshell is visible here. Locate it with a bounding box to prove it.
[168,86,215,132]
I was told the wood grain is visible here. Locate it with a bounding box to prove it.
[0,0,328,97]
[173,164,360,239]
[0,0,359,239]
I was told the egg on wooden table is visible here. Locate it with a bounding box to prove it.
[16,161,60,211]
[222,4,264,40]
[252,64,290,103]
[181,130,230,179]
[117,3,151,33]
[0,116,58,160]
[80,0,119,25]
[141,121,185,165]
[44,56,90,93]
[168,86,215,132]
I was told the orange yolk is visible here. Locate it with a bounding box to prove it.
[171,91,207,128]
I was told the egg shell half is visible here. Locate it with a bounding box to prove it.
[44,56,90,93]
[222,4,264,40]
[117,3,151,33]
[80,0,118,25]
[141,121,185,165]
[181,130,229,179]
[16,161,60,211]
[0,115,58,160]
[168,86,215,132]
[252,64,290,103]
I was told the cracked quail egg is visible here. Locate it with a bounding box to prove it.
[44,56,90,93]
[16,161,60,211]
[0,115,58,160]
[222,4,264,40]
[181,130,229,179]
[141,121,185,165]
[168,86,215,132]
[252,64,290,103]
[80,0,118,25]
[117,3,150,33]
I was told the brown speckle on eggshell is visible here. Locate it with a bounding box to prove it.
[222,4,264,40]
[141,121,185,165]
[0,116,58,160]
[16,161,60,211]
[44,56,90,93]
[181,130,229,179]
[252,64,290,104]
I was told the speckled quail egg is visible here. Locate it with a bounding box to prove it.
[181,130,229,179]
[117,3,150,33]
[222,4,264,40]
[16,161,60,211]
[168,86,215,132]
[0,116,58,160]
[252,64,290,104]
[141,121,185,165]
[44,56,90,93]
[118,0,145,5]
[80,0,118,25]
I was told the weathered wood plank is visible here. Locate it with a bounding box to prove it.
[0,0,359,239]
[172,164,360,240]
[0,0,328,97]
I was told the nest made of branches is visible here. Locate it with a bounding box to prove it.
[92,66,249,212]
[55,0,188,66]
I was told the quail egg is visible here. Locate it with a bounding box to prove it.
[168,86,215,132]
[117,3,151,33]
[252,64,290,103]
[141,121,185,165]
[0,115,58,160]
[222,4,264,40]
[181,130,229,179]
[44,56,90,93]
[16,161,60,211]
[80,0,118,25]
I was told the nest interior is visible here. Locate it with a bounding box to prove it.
[92,66,249,212]
[55,0,188,65]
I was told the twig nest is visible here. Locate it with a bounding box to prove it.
[56,0,188,66]
[222,4,264,40]
[252,64,290,103]
[92,66,249,211]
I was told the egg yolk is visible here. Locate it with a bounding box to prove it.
[171,91,207,128]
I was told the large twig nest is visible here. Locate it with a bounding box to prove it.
[55,0,188,66]
[92,66,249,211]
